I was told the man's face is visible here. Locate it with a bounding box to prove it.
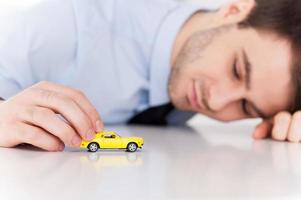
[169,25,294,121]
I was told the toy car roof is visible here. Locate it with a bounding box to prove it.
[96,131,117,135]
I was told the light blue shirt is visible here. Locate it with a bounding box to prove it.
[0,0,214,124]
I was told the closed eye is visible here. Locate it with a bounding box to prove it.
[241,99,250,116]
[232,57,240,79]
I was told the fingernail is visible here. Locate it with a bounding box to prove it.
[86,130,95,141]
[71,136,82,147]
[95,120,103,131]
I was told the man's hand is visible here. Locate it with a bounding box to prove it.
[253,111,301,142]
[0,81,103,151]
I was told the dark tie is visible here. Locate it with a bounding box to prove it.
[127,103,174,126]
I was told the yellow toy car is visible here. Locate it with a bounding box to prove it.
[80,131,144,152]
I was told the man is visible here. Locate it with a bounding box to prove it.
[0,0,300,151]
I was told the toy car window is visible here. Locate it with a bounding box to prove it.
[104,134,115,138]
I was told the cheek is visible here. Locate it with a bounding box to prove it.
[169,66,191,97]
[204,105,244,121]
[193,51,233,80]
[170,44,235,99]
[170,59,216,95]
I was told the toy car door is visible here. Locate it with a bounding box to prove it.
[102,133,122,148]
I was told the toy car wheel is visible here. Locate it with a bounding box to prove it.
[88,142,99,152]
[127,142,138,152]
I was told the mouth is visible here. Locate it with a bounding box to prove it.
[188,80,204,111]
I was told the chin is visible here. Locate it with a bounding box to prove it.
[170,96,191,112]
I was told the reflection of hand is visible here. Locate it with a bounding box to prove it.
[253,140,301,175]
[0,81,103,151]
[252,111,301,142]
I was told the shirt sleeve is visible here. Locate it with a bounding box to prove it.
[0,0,77,99]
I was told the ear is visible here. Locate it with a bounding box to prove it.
[216,0,256,25]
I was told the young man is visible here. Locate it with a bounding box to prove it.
[0,0,300,151]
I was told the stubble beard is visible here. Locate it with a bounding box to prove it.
[168,25,235,111]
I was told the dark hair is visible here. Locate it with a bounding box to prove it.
[239,0,301,113]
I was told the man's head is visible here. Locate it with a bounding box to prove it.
[169,0,301,121]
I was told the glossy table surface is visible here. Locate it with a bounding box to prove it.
[1,117,301,200]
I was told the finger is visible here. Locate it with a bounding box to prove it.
[21,106,82,147]
[28,88,95,141]
[252,119,273,139]
[33,81,103,131]
[287,111,301,143]
[0,122,23,147]
[15,123,64,152]
[271,111,291,141]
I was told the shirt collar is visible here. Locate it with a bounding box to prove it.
[149,3,203,107]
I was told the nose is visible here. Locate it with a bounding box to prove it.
[207,84,245,112]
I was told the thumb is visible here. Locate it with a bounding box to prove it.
[252,119,273,139]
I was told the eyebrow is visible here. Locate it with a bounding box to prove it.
[242,49,268,119]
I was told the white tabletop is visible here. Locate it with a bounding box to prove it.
[1,119,301,200]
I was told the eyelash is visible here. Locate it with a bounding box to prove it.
[241,99,249,116]
[232,58,240,79]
